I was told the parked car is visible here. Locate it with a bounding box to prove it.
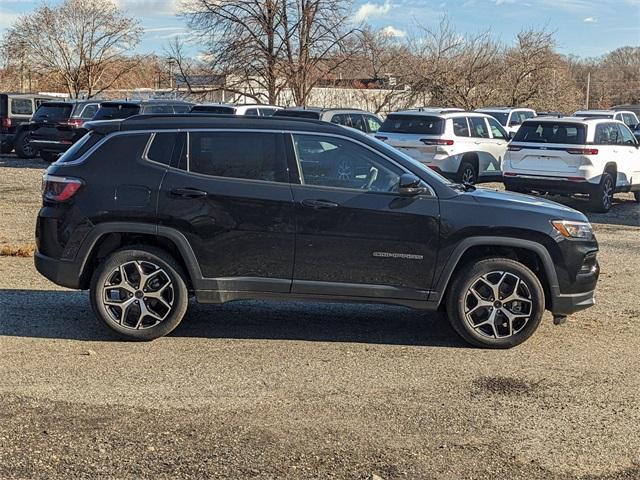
[190,103,282,116]
[503,117,640,212]
[22,100,100,162]
[573,109,639,129]
[92,100,193,121]
[35,114,599,348]
[375,110,509,184]
[633,124,640,142]
[475,107,537,136]
[0,93,59,155]
[273,107,383,135]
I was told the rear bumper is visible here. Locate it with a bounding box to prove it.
[504,174,598,194]
[34,251,83,289]
[552,289,596,316]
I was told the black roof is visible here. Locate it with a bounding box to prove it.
[99,99,193,107]
[85,113,348,135]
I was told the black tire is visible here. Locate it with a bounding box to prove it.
[445,258,545,349]
[13,131,37,159]
[40,151,57,163]
[90,246,189,341]
[0,143,12,154]
[589,172,614,213]
[633,191,640,203]
[458,161,477,185]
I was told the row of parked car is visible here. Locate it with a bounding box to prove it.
[2,92,639,212]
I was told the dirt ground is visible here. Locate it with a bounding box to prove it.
[1,154,639,480]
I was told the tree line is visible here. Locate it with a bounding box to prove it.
[1,0,638,114]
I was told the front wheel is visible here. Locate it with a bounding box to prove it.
[90,246,189,341]
[589,172,614,213]
[446,258,545,349]
[14,132,37,159]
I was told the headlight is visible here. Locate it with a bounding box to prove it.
[551,220,593,240]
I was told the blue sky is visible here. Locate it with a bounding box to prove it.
[1,0,638,58]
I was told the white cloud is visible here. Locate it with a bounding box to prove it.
[583,16,597,22]
[114,0,181,15]
[144,26,185,33]
[354,1,392,22]
[381,25,406,37]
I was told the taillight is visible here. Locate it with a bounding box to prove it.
[508,145,522,151]
[65,118,84,128]
[42,175,83,202]
[566,148,598,155]
[420,139,454,146]
[374,135,388,141]
[0,117,10,129]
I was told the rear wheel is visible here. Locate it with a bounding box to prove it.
[458,161,477,185]
[90,246,189,341]
[446,258,545,349]
[589,172,614,213]
[14,131,36,159]
[633,191,640,203]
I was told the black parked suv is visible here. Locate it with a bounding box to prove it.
[92,100,193,121]
[22,100,100,162]
[35,114,600,348]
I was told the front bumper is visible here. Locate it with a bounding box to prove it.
[552,289,596,315]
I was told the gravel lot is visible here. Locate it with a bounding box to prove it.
[1,154,639,479]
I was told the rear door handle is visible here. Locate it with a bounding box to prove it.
[171,187,208,198]
[301,199,339,209]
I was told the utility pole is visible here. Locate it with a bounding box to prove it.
[585,72,591,109]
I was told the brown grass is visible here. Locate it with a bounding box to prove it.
[0,243,36,257]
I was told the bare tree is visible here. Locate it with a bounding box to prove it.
[183,0,287,104]
[3,0,142,98]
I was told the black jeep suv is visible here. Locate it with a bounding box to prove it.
[35,114,599,348]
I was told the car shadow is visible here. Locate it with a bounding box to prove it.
[542,194,640,228]
[0,289,466,347]
[0,156,47,170]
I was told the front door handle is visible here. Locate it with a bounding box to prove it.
[301,199,339,209]
[171,187,208,198]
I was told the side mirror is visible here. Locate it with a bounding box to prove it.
[398,173,428,196]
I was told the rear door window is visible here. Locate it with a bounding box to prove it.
[594,123,621,144]
[330,114,350,126]
[452,117,470,137]
[348,114,367,132]
[145,132,177,165]
[186,131,287,183]
[469,117,490,138]
[513,122,586,144]
[10,99,33,115]
[617,124,637,145]
[379,114,444,134]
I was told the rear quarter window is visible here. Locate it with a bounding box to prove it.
[86,133,150,163]
[379,114,444,135]
[10,99,33,115]
[56,132,104,163]
[512,122,586,144]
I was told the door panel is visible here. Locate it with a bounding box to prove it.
[157,131,295,292]
[290,133,440,299]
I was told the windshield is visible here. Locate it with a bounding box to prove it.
[480,111,508,126]
[94,104,140,120]
[512,122,586,144]
[33,103,73,121]
[379,114,445,135]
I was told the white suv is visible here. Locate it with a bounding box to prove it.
[475,107,537,136]
[573,110,639,130]
[190,103,282,116]
[503,117,640,212]
[375,110,509,184]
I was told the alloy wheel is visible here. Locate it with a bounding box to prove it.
[22,136,35,157]
[602,176,613,210]
[463,271,533,339]
[101,260,174,330]
[461,166,475,184]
